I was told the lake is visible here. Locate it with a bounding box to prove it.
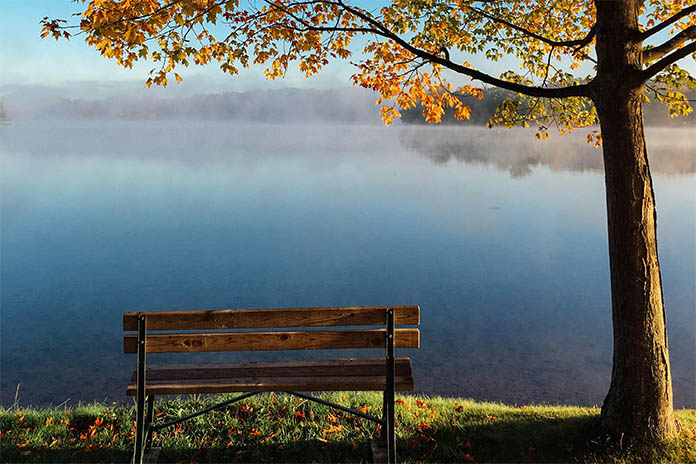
[1,121,694,408]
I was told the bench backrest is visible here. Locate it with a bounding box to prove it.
[123,306,420,354]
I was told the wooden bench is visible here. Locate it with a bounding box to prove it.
[123,305,420,464]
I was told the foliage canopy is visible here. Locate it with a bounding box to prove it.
[42,1,696,141]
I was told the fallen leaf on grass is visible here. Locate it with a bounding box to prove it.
[458,441,471,449]
[455,405,464,412]
[322,424,344,436]
[463,453,476,462]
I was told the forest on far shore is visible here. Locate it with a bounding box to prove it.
[0,86,693,127]
[401,87,696,127]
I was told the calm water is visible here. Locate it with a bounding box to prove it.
[1,122,694,408]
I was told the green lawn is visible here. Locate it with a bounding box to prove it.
[2,392,695,463]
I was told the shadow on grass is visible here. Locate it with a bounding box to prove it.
[3,414,605,463]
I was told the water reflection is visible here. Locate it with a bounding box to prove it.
[399,126,696,177]
[1,122,694,408]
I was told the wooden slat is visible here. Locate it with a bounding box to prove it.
[130,358,413,382]
[123,306,420,331]
[123,329,420,353]
[126,376,415,395]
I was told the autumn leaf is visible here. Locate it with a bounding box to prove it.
[463,453,476,462]
[321,424,343,437]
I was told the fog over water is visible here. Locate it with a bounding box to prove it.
[1,121,694,408]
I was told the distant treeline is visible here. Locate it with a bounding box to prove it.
[2,85,694,126]
[0,87,382,123]
[400,87,696,127]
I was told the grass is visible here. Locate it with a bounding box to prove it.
[1,392,695,463]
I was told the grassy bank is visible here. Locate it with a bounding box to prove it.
[2,392,695,463]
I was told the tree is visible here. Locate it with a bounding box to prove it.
[43,0,696,439]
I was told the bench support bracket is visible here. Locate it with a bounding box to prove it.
[285,391,384,424]
[151,392,261,432]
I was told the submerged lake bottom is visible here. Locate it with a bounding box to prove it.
[1,122,694,408]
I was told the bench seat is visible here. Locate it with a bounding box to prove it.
[126,358,415,396]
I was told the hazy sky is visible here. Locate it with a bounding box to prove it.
[2,1,694,98]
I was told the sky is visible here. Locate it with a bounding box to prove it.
[1,1,694,99]
[0,0,364,97]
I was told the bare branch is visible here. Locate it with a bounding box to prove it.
[643,25,696,62]
[640,5,696,40]
[641,41,696,81]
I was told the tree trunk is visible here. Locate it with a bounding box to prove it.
[592,0,677,439]
[595,89,677,439]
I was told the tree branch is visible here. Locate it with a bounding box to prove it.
[641,41,696,81]
[643,25,696,62]
[469,6,596,49]
[337,1,590,98]
[640,5,696,40]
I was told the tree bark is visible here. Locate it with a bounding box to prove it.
[592,0,677,439]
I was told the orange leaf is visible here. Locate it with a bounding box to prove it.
[463,453,476,462]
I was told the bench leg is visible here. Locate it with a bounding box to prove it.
[381,391,388,447]
[133,394,145,464]
[385,308,396,463]
[145,396,155,450]
[384,389,395,464]
[133,315,147,464]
